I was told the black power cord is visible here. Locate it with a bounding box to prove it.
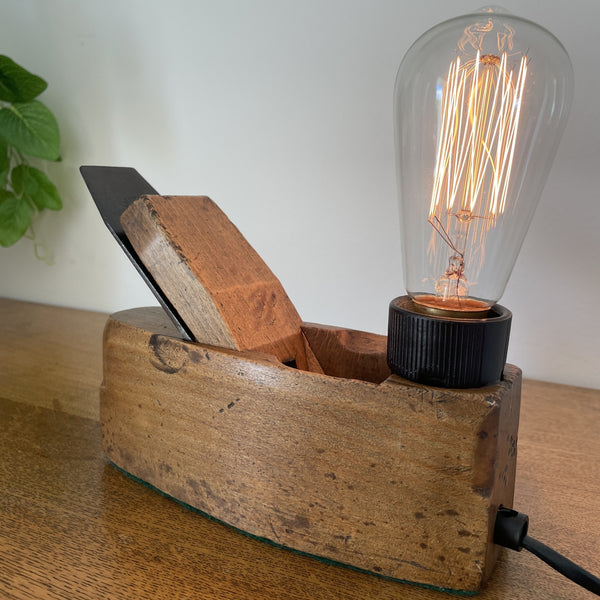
[494,506,600,596]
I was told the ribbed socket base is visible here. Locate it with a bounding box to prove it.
[387,296,512,388]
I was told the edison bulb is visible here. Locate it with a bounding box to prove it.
[393,7,573,314]
[387,7,573,388]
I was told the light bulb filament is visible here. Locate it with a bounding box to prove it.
[427,50,528,307]
[428,215,464,257]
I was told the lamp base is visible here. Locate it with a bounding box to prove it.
[102,305,521,593]
[387,295,512,388]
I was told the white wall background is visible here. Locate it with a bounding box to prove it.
[0,0,598,389]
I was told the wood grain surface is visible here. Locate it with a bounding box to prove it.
[1,298,598,599]
[100,307,521,592]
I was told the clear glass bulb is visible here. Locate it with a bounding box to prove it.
[393,7,573,313]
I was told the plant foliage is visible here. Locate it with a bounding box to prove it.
[0,55,62,247]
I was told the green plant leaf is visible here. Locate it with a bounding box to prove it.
[0,55,47,103]
[0,100,60,160]
[0,190,30,246]
[0,140,8,188]
[11,164,62,211]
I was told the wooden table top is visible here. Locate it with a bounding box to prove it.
[1,297,598,599]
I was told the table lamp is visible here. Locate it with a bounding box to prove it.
[82,7,592,595]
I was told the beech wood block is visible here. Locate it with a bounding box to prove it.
[120,195,305,365]
[101,307,522,594]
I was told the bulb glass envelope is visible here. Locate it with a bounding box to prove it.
[393,7,573,313]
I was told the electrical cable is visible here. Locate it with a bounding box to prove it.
[494,506,600,596]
